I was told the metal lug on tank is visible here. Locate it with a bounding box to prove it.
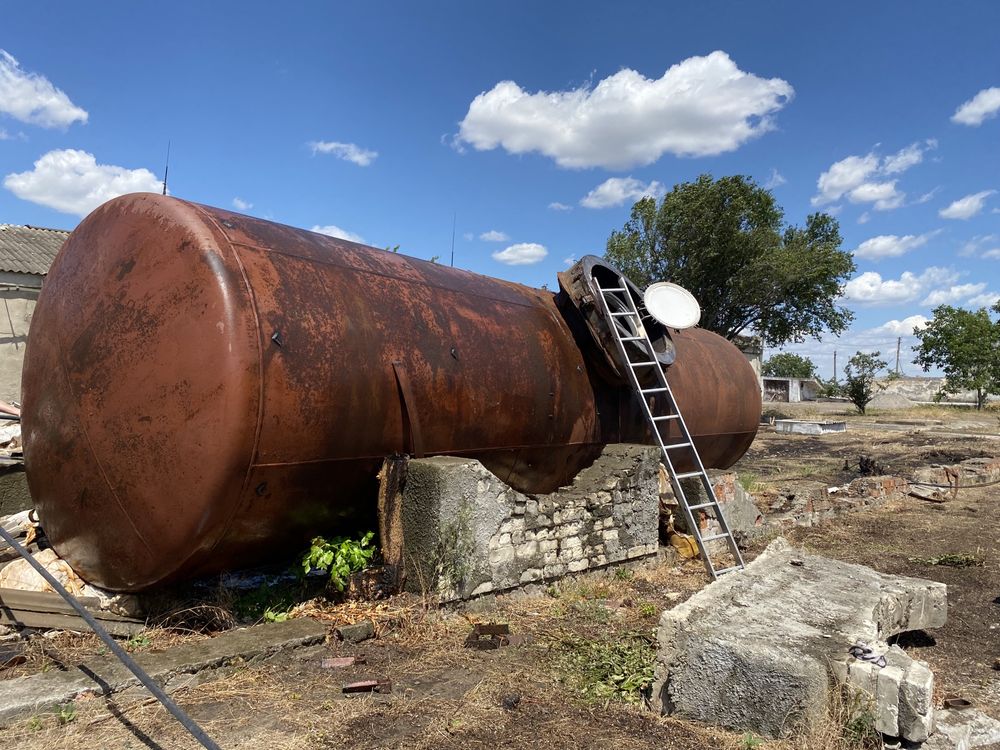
[271,330,283,348]
[450,346,459,360]
[255,482,268,496]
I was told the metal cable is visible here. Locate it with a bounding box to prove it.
[0,526,221,750]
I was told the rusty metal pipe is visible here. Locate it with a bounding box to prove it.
[22,194,759,591]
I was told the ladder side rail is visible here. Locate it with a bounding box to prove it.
[609,275,743,574]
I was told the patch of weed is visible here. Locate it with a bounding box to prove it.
[550,631,655,704]
[908,552,983,568]
[57,704,76,725]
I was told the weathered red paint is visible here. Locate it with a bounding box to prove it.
[22,194,759,591]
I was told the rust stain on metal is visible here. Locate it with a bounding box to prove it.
[22,194,759,592]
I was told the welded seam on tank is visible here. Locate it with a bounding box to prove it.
[51,289,154,558]
[227,240,544,310]
[195,209,267,554]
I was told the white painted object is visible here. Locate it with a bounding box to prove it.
[643,282,701,329]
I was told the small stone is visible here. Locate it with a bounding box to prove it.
[336,619,375,644]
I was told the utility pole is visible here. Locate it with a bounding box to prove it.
[895,336,902,375]
[833,350,838,384]
[450,213,456,267]
[162,140,171,196]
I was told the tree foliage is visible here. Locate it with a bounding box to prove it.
[844,351,887,414]
[605,174,856,347]
[761,353,818,379]
[913,304,1000,410]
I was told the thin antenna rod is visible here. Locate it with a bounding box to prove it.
[450,212,456,267]
[162,140,171,196]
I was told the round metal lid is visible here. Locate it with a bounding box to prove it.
[643,282,701,329]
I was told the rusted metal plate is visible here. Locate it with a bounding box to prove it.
[22,195,759,592]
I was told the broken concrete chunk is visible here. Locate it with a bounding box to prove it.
[651,538,946,743]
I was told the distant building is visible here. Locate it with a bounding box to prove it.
[0,224,69,401]
[733,334,762,381]
[761,376,820,403]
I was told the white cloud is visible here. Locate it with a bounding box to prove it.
[951,87,1000,126]
[921,282,987,306]
[882,142,928,174]
[966,291,1000,307]
[548,201,573,211]
[479,229,509,242]
[492,242,547,265]
[308,140,378,166]
[563,255,577,266]
[3,148,160,216]
[0,50,88,128]
[939,190,995,220]
[843,266,959,305]
[456,51,793,169]
[764,168,786,189]
[311,224,365,243]
[580,177,665,209]
[854,231,937,260]
[462,232,474,241]
[232,197,252,211]
[812,140,935,210]
[871,315,929,336]
[959,234,999,258]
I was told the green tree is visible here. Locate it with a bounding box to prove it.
[761,353,818,379]
[605,174,856,347]
[844,351,887,414]
[913,304,1000,410]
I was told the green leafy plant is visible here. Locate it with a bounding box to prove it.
[57,703,76,725]
[27,716,42,731]
[638,601,658,618]
[552,631,656,704]
[740,732,764,749]
[614,566,634,582]
[125,632,152,652]
[300,531,377,591]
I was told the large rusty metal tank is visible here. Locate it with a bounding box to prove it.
[22,194,760,591]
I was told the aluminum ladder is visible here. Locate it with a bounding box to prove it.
[593,274,745,580]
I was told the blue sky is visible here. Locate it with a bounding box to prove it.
[2,1,999,377]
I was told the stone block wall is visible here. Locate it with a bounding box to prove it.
[398,444,661,601]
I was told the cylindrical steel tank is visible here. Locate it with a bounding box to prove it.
[22,194,759,591]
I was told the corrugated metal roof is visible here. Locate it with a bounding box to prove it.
[0,224,69,276]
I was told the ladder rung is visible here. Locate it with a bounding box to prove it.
[641,387,668,394]
[652,415,680,421]
[675,471,703,480]
[610,311,637,317]
[715,566,742,576]
[630,361,659,368]
[620,335,644,341]
[663,441,691,449]
[688,502,715,510]
[600,287,628,293]
[701,533,730,542]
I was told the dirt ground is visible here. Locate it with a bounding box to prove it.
[2,404,999,750]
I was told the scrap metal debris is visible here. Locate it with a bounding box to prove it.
[342,679,392,694]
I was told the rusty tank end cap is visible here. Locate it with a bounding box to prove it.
[557,255,676,382]
[22,193,262,591]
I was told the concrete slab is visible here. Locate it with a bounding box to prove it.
[774,419,848,435]
[651,538,946,741]
[0,617,327,724]
[921,708,1000,749]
